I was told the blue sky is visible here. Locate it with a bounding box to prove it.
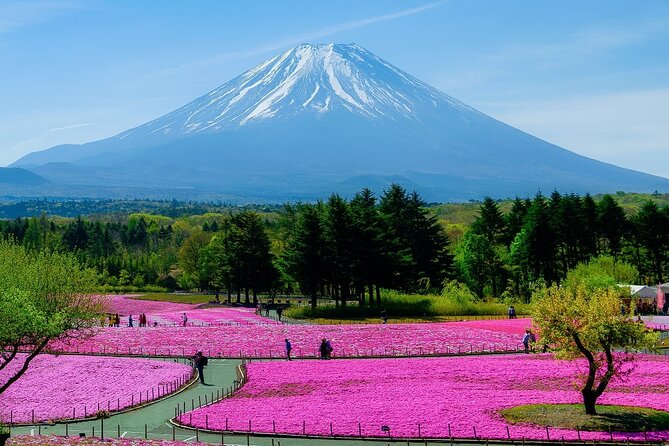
[1,0,668,178]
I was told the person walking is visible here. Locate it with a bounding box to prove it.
[128,315,134,327]
[508,305,517,319]
[276,306,283,321]
[182,313,188,327]
[114,313,120,327]
[285,338,292,360]
[192,351,208,384]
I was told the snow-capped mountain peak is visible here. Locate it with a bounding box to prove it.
[118,43,468,140]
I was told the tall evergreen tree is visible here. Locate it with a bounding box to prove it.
[283,204,327,308]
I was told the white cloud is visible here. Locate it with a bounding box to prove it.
[46,123,91,133]
[477,89,669,179]
[0,1,82,33]
[152,1,447,77]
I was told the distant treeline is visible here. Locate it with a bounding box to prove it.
[0,188,668,302]
[0,197,282,219]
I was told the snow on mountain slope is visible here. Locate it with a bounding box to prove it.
[116,43,473,141]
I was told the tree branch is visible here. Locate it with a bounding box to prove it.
[0,345,19,372]
[0,338,49,395]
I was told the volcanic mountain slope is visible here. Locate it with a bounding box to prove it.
[11,43,669,201]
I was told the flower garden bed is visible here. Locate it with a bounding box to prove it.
[103,295,198,317]
[7,436,207,446]
[176,354,669,441]
[49,320,524,358]
[0,355,192,424]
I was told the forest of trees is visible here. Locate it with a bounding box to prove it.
[1,187,668,305]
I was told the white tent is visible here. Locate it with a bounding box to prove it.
[629,285,659,299]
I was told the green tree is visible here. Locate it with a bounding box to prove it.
[350,189,385,306]
[283,204,327,308]
[596,195,628,259]
[0,240,103,395]
[631,201,669,283]
[323,194,355,307]
[532,283,656,415]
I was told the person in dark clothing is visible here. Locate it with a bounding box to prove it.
[276,306,283,321]
[193,351,208,384]
[319,338,328,360]
[285,338,292,360]
[380,309,388,324]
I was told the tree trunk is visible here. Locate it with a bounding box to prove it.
[368,284,374,307]
[375,284,381,307]
[244,287,250,304]
[252,289,257,305]
[236,288,241,304]
[582,390,598,415]
[311,291,317,309]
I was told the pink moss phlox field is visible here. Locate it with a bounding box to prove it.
[103,295,198,316]
[0,354,191,423]
[49,320,524,358]
[178,355,669,441]
[449,318,535,335]
[7,436,208,446]
[147,307,280,327]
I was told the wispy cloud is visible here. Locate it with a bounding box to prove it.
[484,16,669,70]
[153,1,447,77]
[0,1,82,33]
[46,122,91,133]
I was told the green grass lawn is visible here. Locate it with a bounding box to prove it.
[128,292,216,304]
[501,404,669,432]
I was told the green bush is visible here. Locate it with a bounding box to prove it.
[285,289,530,320]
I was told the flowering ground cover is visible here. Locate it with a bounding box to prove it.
[177,355,669,441]
[0,355,192,424]
[145,307,280,327]
[102,296,273,327]
[448,317,534,335]
[49,320,523,358]
[103,295,199,316]
[7,436,207,446]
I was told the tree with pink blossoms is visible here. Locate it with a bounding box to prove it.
[0,240,104,395]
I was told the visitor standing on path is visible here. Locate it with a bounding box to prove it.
[325,339,333,359]
[128,315,134,327]
[319,338,328,360]
[285,338,292,360]
[522,329,531,353]
[192,351,208,384]
[276,306,283,321]
[182,313,188,327]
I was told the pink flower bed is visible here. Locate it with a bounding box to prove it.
[8,436,207,446]
[49,321,524,358]
[178,355,669,441]
[103,295,198,316]
[449,318,534,335]
[101,296,274,327]
[147,307,279,327]
[0,354,192,424]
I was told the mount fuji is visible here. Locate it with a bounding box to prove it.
[10,43,669,201]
